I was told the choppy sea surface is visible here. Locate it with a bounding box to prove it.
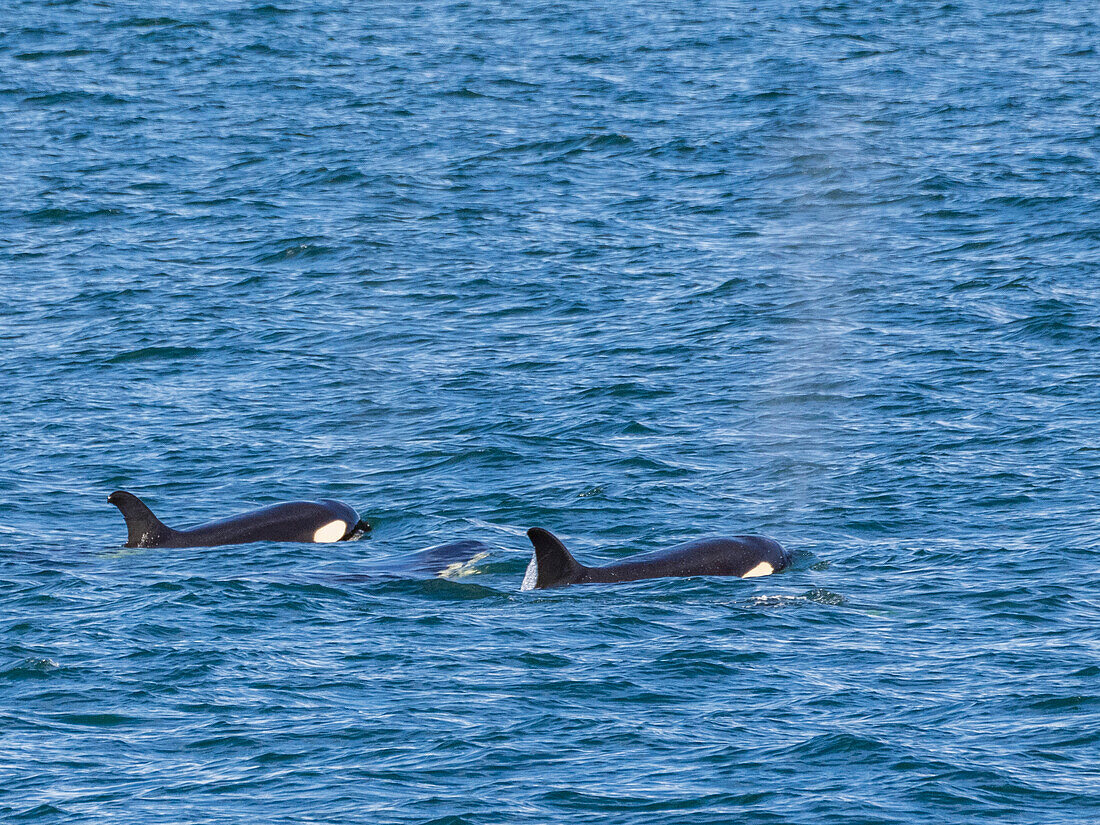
[2,1,1099,822]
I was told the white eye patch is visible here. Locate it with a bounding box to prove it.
[312,520,347,543]
[741,562,774,578]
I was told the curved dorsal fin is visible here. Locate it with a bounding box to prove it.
[526,528,585,589]
[108,491,174,548]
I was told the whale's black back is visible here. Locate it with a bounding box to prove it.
[108,491,366,548]
[525,528,789,589]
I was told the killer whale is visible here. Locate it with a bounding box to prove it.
[108,490,370,548]
[522,528,790,590]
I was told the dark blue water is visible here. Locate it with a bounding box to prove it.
[2,1,1099,822]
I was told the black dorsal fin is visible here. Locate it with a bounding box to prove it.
[526,528,585,589]
[108,491,174,548]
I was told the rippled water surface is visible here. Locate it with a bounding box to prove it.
[2,1,1099,822]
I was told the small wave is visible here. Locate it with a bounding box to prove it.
[0,657,59,680]
[14,48,105,62]
[517,651,571,668]
[23,206,123,223]
[1027,694,1100,711]
[51,712,143,727]
[373,578,503,601]
[749,588,846,608]
[23,91,131,106]
[243,43,288,56]
[471,133,635,165]
[577,382,675,400]
[289,166,368,187]
[108,17,186,29]
[774,731,893,760]
[106,346,205,364]
[577,484,607,497]
[434,87,492,100]
[255,241,337,263]
[10,804,67,819]
[188,735,261,750]
[224,4,295,22]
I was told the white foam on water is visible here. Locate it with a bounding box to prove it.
[520,553,538,591]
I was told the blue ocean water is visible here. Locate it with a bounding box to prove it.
[2,0,1099,821]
